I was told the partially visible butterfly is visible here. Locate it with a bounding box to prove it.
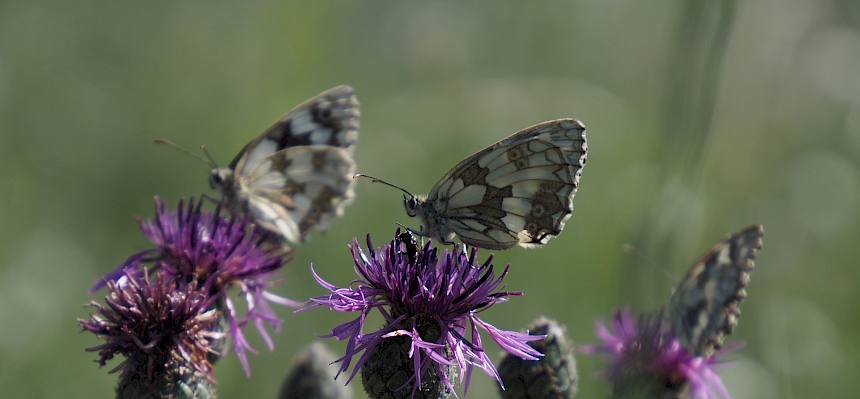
[201,85,359,243]
[668,224,764,356]
[359,119,587,250]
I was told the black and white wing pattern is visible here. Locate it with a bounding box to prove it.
[238,145,356,243]
[668,224,764,356]
[413,119,587,250]
[231,85,359,171]
[214,85,359,243]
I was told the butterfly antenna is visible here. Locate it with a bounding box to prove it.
[153,138,214,167]
[199,144,219,169]
[354,173,415,198]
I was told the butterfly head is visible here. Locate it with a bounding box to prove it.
[404,195,421,217]
[209,168,233,191]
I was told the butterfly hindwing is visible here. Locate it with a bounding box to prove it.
[240,145,355,243]
[668,224,764,356]
[422,119,587,249]
[231,85,359,174]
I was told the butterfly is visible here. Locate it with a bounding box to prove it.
[667,224,764,356]
[361,119,587,250]
[206,85,360,243]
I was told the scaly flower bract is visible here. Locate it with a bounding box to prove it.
[497,316,578,399]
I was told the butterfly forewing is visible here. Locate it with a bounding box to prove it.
[668,224,764,356]
[424,119,587,250]
[231,85,359,174]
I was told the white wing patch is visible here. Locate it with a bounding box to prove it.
[445,185,486,208]
[242,140,279,174]
[248,197,301,243]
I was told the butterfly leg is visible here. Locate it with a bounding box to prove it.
[199,193,232,218]
[200,193,224,207]
[414,226,437,247]
[200,193,247,221]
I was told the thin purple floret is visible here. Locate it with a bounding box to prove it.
[91,196,297,375]
[302,231,545,395]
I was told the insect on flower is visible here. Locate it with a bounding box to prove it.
[157,85,360,244]
[583,225,765,399]
[668,224,764,357]
[583,309,732,399]
[355,118,587,250]
[302,231,545,397]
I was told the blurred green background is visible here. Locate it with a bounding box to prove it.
[1,1,858,397]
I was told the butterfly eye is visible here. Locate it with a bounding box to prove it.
[209,172,223,189]
[404,196,419,217]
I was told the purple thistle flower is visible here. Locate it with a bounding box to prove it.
[80,268,221,384]
[303,231,544,397]
[92,196,298,375]
[582,309,731,399]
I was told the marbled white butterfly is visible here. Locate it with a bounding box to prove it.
[668,224,764,356]
[206,85,359,243]
[360,119,587,250]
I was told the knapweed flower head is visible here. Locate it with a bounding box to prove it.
[80,268,221,383]
[304,230,544,397]
[279,343,353,399]
[582,309,731,399]
[92,196,297,375]
[497,317,578,399]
